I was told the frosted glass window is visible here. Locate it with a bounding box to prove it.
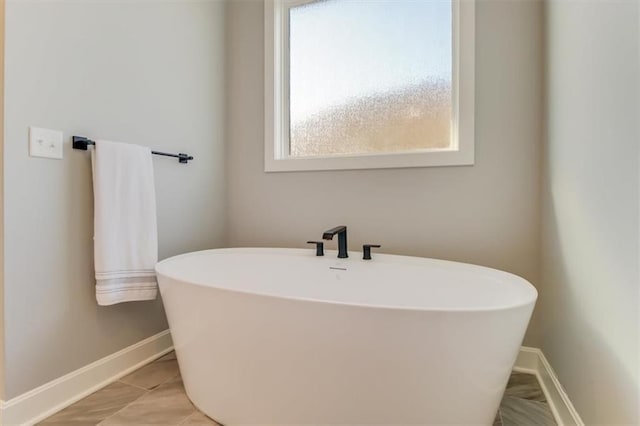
[289,0,453,157]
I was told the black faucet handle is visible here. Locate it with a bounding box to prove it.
[307,241,325,256]
[363,244,381,260]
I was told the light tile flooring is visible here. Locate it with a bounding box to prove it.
[40,352,556,425]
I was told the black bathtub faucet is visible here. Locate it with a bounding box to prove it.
[322,226,348,258]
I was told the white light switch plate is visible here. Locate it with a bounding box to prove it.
[29,126,63,159]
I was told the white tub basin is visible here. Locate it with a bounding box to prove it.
[156,248,537,425]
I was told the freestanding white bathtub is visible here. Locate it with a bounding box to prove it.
[156,248,537,425]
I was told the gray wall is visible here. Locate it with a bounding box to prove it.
[0,0,4,402]
[541,0,639,423]
[225,0,544,346]
[3,0,226,398]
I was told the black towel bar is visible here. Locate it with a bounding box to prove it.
[72,136,194,164]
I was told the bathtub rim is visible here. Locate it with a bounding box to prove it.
[155,247,538,314]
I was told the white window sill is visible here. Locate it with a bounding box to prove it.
[264,148,474,172]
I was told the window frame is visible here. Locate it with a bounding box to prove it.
[264,0,475,172]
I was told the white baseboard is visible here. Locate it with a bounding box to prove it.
[0,330,173,426]
[514,346,584,426]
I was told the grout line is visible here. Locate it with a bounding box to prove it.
[39,381,151,424]
[116,353,180,393]
[98,361,179,425]
[154,371,182,390]
[177,410,199,425]
[116,380,150,392]
[99,369,183,425]
[96,388,152,425]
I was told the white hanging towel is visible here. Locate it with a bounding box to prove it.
[91,140,158,305]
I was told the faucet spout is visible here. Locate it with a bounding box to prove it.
[322,226,348,258]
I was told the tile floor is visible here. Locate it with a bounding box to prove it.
[39,352,556,425]
[495,372,556,426]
